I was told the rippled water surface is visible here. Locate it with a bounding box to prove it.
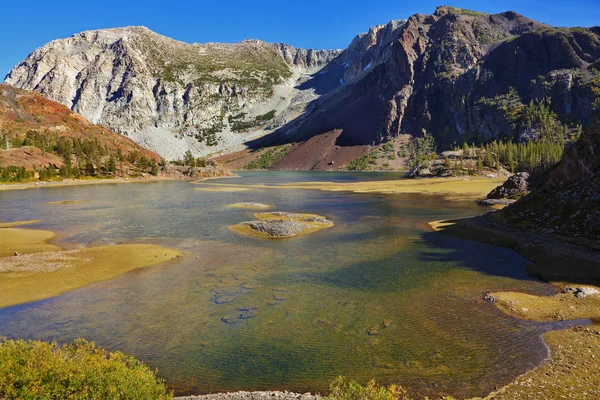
[0,172,556,398]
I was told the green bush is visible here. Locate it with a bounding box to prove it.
[327,376,455,400]
[327,377,410,400]
[0,338,172,400]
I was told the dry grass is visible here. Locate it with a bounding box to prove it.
[481,327,600,399]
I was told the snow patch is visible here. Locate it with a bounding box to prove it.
[363,62,372,71]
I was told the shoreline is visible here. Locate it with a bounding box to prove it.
[0,176,177,192]
[431,213,600,399]
[179,212,600,400]
[176,392,319,400]
[0,173,240,192]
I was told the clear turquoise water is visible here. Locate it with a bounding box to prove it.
[0,172,556,398]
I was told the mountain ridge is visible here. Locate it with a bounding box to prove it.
[4,6,600,166]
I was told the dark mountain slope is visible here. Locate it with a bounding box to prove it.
[254,6,600,157]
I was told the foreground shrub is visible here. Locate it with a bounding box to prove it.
[327,376,455,400]
[0,338,172,400]
[327,376,411,400]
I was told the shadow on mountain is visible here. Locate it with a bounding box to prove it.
[243,67,389,157]
[294,61,347,95]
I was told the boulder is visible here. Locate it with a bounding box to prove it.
[487,172,530,199]
[563,287,600,298]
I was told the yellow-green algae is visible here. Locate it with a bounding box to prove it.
[0,220,41,228]
[0,222,182,308]
[199,176,504,199]
[47,200,90,205]
[195,187,249,192]
[228,203,271,210]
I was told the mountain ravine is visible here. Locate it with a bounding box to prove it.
[5,6,600,164]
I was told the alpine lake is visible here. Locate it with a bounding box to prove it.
[0,172,564,398]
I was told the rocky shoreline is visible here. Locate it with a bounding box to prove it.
[176,391,319,400]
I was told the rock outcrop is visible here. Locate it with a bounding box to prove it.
[500,114,600,244]
[487,172,530,199]
[229,212,334,239]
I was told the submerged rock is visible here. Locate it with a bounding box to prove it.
[221,309,257,324]
[484,293,497,303]
[478,199,515,207]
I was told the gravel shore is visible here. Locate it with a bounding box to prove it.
[176,391,320,400]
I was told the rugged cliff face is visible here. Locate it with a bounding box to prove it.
[267,6,600,149]
[5,27,339,159]
[500,114,600,244]
[5,7,600,164]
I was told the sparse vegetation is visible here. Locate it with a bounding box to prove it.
[244,145,292,169]
[347,150,382,170]
[407,134,437,169]
[0,166,34,182]
[229,110,277,132]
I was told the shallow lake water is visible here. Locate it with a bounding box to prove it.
[0,172,557,398]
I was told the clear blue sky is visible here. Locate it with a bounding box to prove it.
[2,0,599,79]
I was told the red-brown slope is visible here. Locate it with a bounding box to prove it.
[0,84,159,162]
[271,130,369,170]
[0,146,63,169]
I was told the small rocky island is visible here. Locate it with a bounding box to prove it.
[230,212,334,239]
